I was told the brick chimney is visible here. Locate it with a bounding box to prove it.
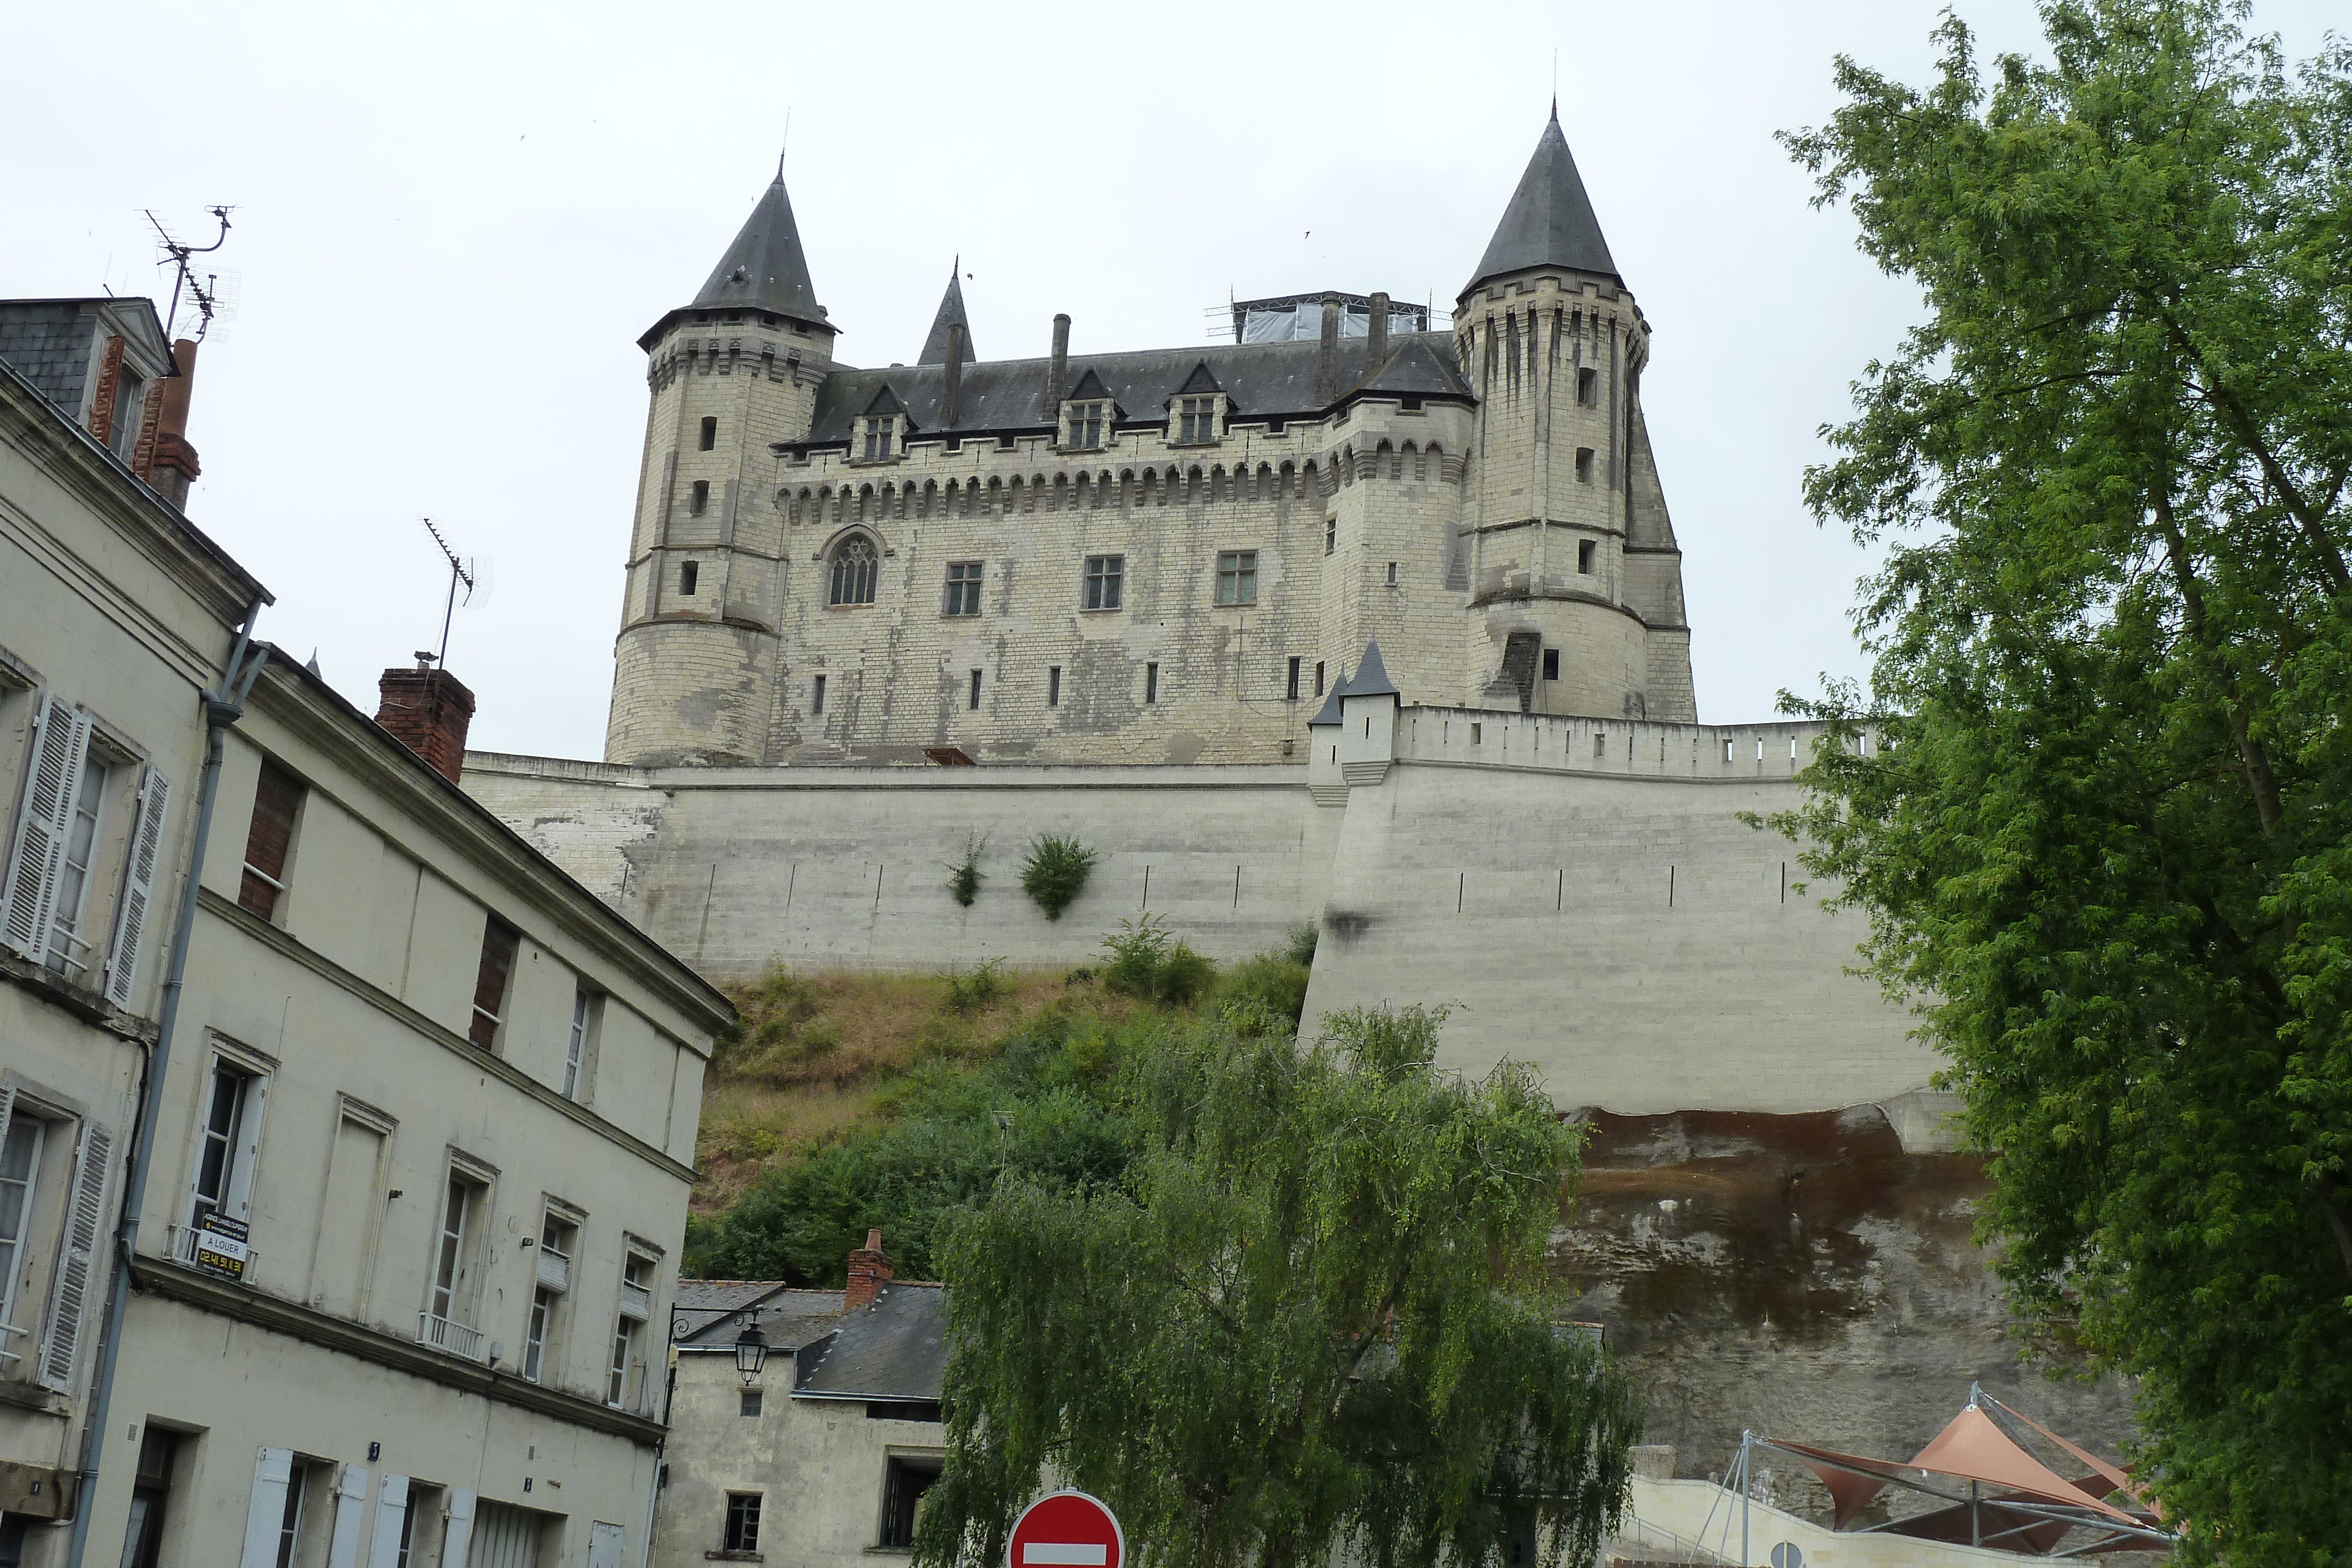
[375,660,477,784]
[844,1228,893,1311]
[145,339,203,507]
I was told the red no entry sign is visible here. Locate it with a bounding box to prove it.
[1008,1490,1124,1568]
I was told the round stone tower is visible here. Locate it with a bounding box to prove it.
[1454,109,1694,723]
[605,173,837,765]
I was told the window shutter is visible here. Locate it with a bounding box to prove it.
[2,694,91,958]
[35,1118,113,1391]
[104,766,172,1008]
[587,1522,624,1568]
[239,1447,295,1568]
[325,1462,370,1568]
[364,1475,410,1568]
[441,1489,476,1567]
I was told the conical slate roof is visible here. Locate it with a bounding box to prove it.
[918,262,975,365]
[1308,668,1348,726]
[1339,640,1400,699]
[1464,107,1618,296]
[694,176,826,321]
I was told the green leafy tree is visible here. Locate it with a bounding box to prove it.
[915,1006,1639,1568]
[1775,4,2352,1559]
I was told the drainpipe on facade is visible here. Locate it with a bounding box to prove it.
[64,609,269,1568]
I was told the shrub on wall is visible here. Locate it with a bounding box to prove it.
[1020,834,1097,921]
[947,833,986,908]
[1101,915,1217,1005]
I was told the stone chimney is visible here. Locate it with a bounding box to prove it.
[941,322,965,427]
[374,659,477,784]
[145,339,202,507]
[844,1227,894,1311]
[1317,293,1341,406]
[1367,291,1390,370]
[1047,313,1070,418]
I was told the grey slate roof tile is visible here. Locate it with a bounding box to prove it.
[1465,109,1620,294]
[693,176,827,322]
[918,266,975,365]
[792,1283,947,1401]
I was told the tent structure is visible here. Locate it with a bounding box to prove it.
[1734,1389,2173,1557]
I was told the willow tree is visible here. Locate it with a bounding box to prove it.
[1774,3,2352,1559]
[913,1005,1639,1568]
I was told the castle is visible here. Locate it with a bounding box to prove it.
[466,114,2138,1479]
[604,111,1694,768]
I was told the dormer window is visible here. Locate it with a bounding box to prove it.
[856,386,908,463]
[863,417,896,462]
[1177,396,1220,444]
[1066,401,1105,450]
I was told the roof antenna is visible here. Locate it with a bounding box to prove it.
[419,517,477,671]
[148,206,234,340]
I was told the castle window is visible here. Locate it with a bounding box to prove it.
[968,670,983,710]
[1314,661,1325,697]
[699,417,717,452]
[1083,555,1124,611]
[1575,447,1594,483]
[863,417,895,462]
[1048,666,1062,707]
[1214,551,1258,607]
[997,434,1018,452]
[811,674,826,714]
[1543,648,1560,681]
[828,536,878,606]
[1144,663,1160,704]
[1325,517,1335,556]
[1265,420,1285,436]
[689,480,709,516]
[1577,539,1596,574]
[943,561,983,617]
[1177,396,1218,444]
[1286,657,1301,701]
[1386,561,1398,586]
[1576,367,1598,406]
[1066,402,1105,450]
[679,560,699,596]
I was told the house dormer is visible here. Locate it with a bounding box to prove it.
[1059,368,1118,453]
[1168,362,1225,446]
[853,385,908,464]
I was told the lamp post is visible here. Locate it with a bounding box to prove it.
[734,1318,769,1385]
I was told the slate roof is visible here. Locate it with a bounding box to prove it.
[793,1283,948,1401]
[1464,108,1619,295]
[0,298,175,419]
[1339,640,1401,699]
[692,176,827,323]
[799,333,1469,446]
[672,1281,846,1350]
[1308,673,1347,726]
[918,265,975,365]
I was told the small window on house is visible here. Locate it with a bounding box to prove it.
[679,560,699,596]
[425,1168,488,1345]
[0,1109,48,1340]
[699,417,717,451]
[968,670,983,711]
[943,561,983,617]
[1177,396,1218,444]
[1471,723,1483,744]
[1047,667,1062,708]
[109,371,147,462]
[829,536,879,606]
[239,761,303,920]
[1400,395,1423,412]
[689,480,710,516]
[724,1493,763,1554]
[469,918,520,1052]
[1286,657,1301,701]
[1314,661,1325,697]
[1265,420,1286,436]
[1324,516,1336,555]
[276,1457,312,1568]
[864,417,895,462]
[1386,561,1398,586]
[1214,550,1258,607]
[608,1251,654,1408]
[564,988,600,1102]
[1576,366,1598,405]
[1083,555,1124,610]
[1144,663,1160,704]
[1593,733,1606,758]
[996,434,1017,452]
[523,1208,577,1383]
[741,1389,764,1418]
[1577,539,1596,574]
[811,674,827,715]
[879,1457,944,1550]
[1542,648,1561,681]
[188,1056,260,1236]
[38,733,111,979]
[1065,402,1105,449]
[1575,447,1594,483]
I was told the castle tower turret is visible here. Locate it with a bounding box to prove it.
[605,172,838,765]
[1454,109,1695,723]
[917,262,974,365]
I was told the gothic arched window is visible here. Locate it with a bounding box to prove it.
[828,536,878,606]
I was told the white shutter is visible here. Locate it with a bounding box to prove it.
[326,1462,370,1568]
[2,694,91,958]
[242,1447,295,1568]
[439,1489,475,1567]
[103,765,171,1008]
[587,1522,623,1568]
[35,1118,113,1390]
[366,1475,412,1568]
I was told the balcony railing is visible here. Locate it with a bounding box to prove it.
[617,1282,650,1322]
[536,1248,570,1293]
[417,1311,485,1360]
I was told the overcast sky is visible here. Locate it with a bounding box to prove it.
[8,1,2340,755]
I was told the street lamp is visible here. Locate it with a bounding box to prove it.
[734,1317,768,1384]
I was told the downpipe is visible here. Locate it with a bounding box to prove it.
[64,613,268,1567]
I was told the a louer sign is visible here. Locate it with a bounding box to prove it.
[1008,1491,1124,1568]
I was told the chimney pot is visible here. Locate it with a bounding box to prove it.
[374,667,477,785]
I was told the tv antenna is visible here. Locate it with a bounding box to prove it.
[419,517,477,670]
[148,207,235,340]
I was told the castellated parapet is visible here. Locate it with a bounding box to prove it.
[604,112,1697,768]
